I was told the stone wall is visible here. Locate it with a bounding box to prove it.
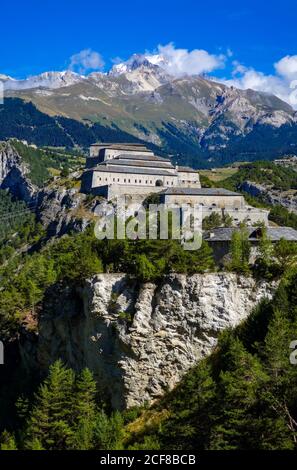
[92,170,177,190]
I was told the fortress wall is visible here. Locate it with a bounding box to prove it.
[93,171,177,188]
[162,193,245,209]
[104,149,154,160]
[202,208,269,226]
[178,171,201,188]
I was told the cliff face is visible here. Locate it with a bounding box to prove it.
[33,273,276,409]
[36,187,90,237]
[0,142,37,202]
[241,180,297,214]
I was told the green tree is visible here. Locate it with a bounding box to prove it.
[134,254,157,282]
[255,226,276,278]
[71,368,98,450]
[210,338,267,450]
[228,227,251,273]
[24,360,75,450]
[0,431,17,450]
[94,410,124,450]
[202,212,222,230]
[258,309,297,448]
[274,238,297,273]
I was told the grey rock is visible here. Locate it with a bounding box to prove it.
[34,273,276,409]
[37,187,88,237]
[0,141,37,203]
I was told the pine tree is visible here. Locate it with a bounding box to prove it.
[258,227,274,265]
[94,410,124,450]
[228,228,251,273]
[229,230,242,272]
[24,360,75,450]
[274,238,297,272]
[210,338,267,450]
[259,309,297,448]
[71,368,97,450]
[0,431,17,450]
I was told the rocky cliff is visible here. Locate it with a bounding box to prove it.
[241,180,297,213]
[36,186,90,237]
[0,141,37,202]
[0,139,95,237]
[30,273,276,409]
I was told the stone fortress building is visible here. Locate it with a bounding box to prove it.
[81,143,269,226]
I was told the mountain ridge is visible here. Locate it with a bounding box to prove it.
[2,56,297,166]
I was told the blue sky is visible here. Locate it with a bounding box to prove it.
[1,0,296,78]
[2,0,297,106]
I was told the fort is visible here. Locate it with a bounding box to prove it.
[81,143,269,226]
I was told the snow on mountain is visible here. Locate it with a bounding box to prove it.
[0,74,13,81]
[2,71,85,90]
[110,54,157,76]
[109,54,172,92]
[110,53,169,77]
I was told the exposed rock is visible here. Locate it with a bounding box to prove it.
[241,180,297,213]
[33,273,276,409]
[0,141,37,203]
[36,187,89,237]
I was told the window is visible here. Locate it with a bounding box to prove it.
[135,179,137,183]
[128,179,131,183]
[150,180,152,184]
[124,179,126,183]
[139,180,141,183]
[113,178,115,182]
[117,178,120,182]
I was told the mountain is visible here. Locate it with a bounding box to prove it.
[0,71,85,91]
[2,55,297,167]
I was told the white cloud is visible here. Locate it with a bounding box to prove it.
[69,49,105,74]
[220,56,297,108]
[147,42,226,77]
[275,55,297,80]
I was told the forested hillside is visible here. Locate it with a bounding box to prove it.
[0,99,149,150]
[220,161,297,230]
[2,97,297,168]
[1,265,297,450]
[223,161,297,191]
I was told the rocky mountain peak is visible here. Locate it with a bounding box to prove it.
[110,53,166,76]
[1,70,85,91]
